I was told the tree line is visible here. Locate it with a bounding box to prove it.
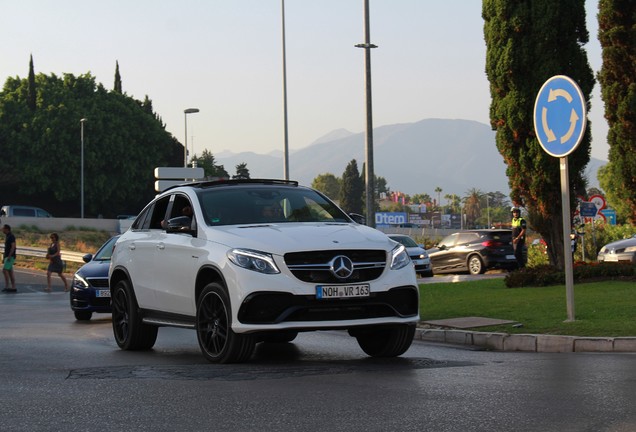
[0,57,249,218]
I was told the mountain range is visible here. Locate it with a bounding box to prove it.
[216,118,606,198]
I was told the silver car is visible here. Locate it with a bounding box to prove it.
[597,234,636,263]
[388,234,433,277]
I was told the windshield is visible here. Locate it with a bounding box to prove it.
[198,186,351,226]
[390,235,418,248]
[94,236,118,261]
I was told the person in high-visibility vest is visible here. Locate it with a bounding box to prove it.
[511,207,527,268]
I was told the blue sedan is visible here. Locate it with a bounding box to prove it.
[70,235,119,321]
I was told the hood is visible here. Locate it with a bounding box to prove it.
[602,236,636,251]
[75,260,111,279]
[205,223,394,256]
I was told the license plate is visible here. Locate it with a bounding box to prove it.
[316,284,370,299]
[506,255,515,260]
[96,289,111,298]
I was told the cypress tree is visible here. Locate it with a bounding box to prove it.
[114,61,122,94]
[597,0,636,222]
[483,0,595,268]
[27,54,36,110]
[340,159,364,214]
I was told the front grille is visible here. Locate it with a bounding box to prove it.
[237,286,418,324]
[284,249,386,283]
[87,277,109,288]
[91,297,111,307]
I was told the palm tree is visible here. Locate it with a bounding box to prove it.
[463,188,484,228]
[434,186,442,211]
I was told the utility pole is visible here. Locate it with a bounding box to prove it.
[355,0,377,227]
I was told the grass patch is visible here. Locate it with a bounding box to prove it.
[420,279,636,337]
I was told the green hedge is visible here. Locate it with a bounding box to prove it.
[504,262,636,287]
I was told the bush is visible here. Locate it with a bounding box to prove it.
[504,262,635,287]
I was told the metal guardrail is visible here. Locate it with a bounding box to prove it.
[16,247,86,263]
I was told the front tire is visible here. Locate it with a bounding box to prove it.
[196,282,255,363]
[74,310,93,321]
[260,331,298,344]
[353,324,415,357]
[111,279,158,350]
[467,255,485,275]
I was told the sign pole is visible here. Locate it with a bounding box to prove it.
[560,157,575,321]
[533,75,587,322]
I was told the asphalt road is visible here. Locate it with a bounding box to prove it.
[1,269,635,432]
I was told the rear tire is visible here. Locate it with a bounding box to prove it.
[468,255,485,275]
[196,282,255,363]
[354,324,415,357]
[111,279,158,350]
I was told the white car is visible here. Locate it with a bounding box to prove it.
[109,179,419,363]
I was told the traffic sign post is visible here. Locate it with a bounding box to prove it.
[533,75,587,322]
[579,201,598,218]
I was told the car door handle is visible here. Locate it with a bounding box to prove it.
[157,243,165,250]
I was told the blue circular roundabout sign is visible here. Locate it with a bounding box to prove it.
[533,75,587,157]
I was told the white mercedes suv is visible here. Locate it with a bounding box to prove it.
[109,179,419,363]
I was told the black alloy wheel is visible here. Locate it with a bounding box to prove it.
[196,282,255,363]
[111,279,157,350]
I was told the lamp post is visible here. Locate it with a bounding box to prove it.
[281,0,290,180]
[355,0,378,228]
[486,194,490,228]
[184,108,200,167]
[80,118,87,218]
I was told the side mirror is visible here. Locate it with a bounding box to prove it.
[82,253,93,263]
[166,216,194,234]
[349,213,366,225]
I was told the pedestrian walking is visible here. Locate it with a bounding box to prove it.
[45,233,68,292]
[2,224,17,293]
[511,207,527,268]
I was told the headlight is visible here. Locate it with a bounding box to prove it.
[227,249,280,274]
[624,246,636,253]
[390,244,411,270]
[73,274,89,289]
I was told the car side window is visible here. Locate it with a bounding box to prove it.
[438,233,458,248]
[167,194,194,221]
[457,233,479,245]
[149,196,171,229]
[132,205,152,230]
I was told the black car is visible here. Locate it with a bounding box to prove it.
[70,235,119,321]
[427,229,518,275]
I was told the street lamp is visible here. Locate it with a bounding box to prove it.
[355,0,378,228]
[281,0,290,180]
[80,118,87,218]
[486,195,490,228]
[184,108,200,167]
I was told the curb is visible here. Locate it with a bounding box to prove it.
[415,328,636,353]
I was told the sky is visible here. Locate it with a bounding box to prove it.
[1,0,609,167]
